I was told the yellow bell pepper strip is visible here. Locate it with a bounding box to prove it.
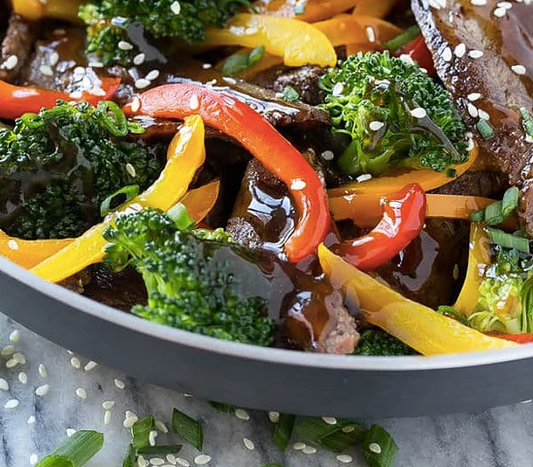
[453,223,493,317]
[204,14,336,68]
[258,0,358,22]
[0,231,73,270]
[32,115,206,283]
[318,244,517,355]
[12,0,83,22]
[179,180,221,224]
[426,195,494,222]
[329,144,479,227]
[352,0,402,19]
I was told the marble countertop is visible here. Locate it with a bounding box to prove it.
[1,312,532,467]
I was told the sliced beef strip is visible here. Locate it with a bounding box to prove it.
[431,170,507,197]
[411,0,533,233]
[0,14,37,83]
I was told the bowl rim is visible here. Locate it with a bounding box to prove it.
[5,256,533,372]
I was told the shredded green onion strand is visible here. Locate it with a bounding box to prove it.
[137,445,183,455]
[437,306,468,325]
[172,408,204,451]
[486,227,531,254]
[273,414,295,452]
[295,418,366,453]
[384,25,420,50]
[520,107,533,137]
[222,45,265,76]
[100,185,140,217]
[362,425,398,467]
[37,431,104,467]
[131,416,155,450]
[167,203,195,230]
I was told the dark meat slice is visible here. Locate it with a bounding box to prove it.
[411,0,533,233]
[431,170,507,197]
[0,14,37,83]
[252,65,326,105]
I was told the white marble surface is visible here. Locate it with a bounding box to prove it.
[1,312,533,467]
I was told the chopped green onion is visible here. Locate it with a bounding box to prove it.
[167,203,195,231]
[131,416,154,450]
[282,85,300,102]
[503,186,520,217]
[470,187,519,226]
[122,444,137,467]
[37,430,104,467]
[100,185,140,217]
[222,45,265,76]
[98,101,130,137]
[362,425,398,467]
[445,168,457,178]
[208,401,235,413]
[486,227,531,254]
[520,107,533,137]
[437,306,468,325]
[476,119,494,139]
[384,25,420,50]
[172,408,204,451]
[295,418,366,453]
[137,445,183,455]
[273,414,295,452]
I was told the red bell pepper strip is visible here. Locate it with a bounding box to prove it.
[123,83,331,263]
[332,183,426,271]
[490,333,533,344]
[401,36,436,76]
[0,77,121,120]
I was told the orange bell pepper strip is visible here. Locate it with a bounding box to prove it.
[425,195,494,222]
[179,180,220,223]
[453,223,493,317]
[12,0,83,22]
[32,115,206,283]
[0,78,121,120]
[329,144,478,226]
[257,0,358,22]
[204,14,336,68]
[352,0,402,19]
[318,245,517,355]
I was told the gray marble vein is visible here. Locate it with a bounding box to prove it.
[0,311,531,467]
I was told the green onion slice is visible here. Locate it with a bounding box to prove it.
[384,25,420,50]
[486,227,531,254]
[520,107,533,137]
[137,445,183,455]
[222,45,265,76]
[172,408,204,451]
[295,417,366,453]
[282,85,300,102]
[100,185,140,217]
[362,425,398,467]
[98,101,130,137]
[122,443,137,467]
[437,306,468,325]
[259,464,285,467]
[208,401,235,413]
[37,431,104,467]
[273,414,295,452]
[503,186,520,217]
[470,187,519,226]
[131,416,155,450]
[167,203,195,230]
[476,119,494,139]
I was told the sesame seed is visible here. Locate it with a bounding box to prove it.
[189,94,200,110]
[4,399,19,409]
[27,416,36,425]
[512,65,527,75]
[135,78,151,89]
[399,54,415,65]
[467,103,479,118]
[0,378,8,391]
[332,82,344,96]
[49,51,60,66]
[39,65,54,76]
[369,121,385,131]
[104,410,111,425]
[18,372,27,385]
[149,430,158,446]
[366,26,376,43]
[342,425,356,433]
[138,456,149,467]
[202,63,212,69]
[115,378,126,389]
[322,416,337,425]
[454,43,466,58]
[102,400,115,410]
[75,388,87,400]
[166,454,176,464]
[38,364,47,378]
[176,458,190,467]
[222,76,237,85]
[2,55,18,70]
[118,41,134,51]
[498,1,512,8]
[66,429,76,437]
[302,446,317,454]
[130,97,141,113]
[468,50,484,59]
[478,109,490,120]
[291,179,306,190]
[125,163,137,178]
[171,1,181,14]
[54,28,66,35]
[126,410,137,419]
[29,454,39,466]
[69,91,83,99]
[268,411,280,423]
[155,419,169,433]
[321,150,335,161]
[7,240,18,250]
[84,361,97,372]
[428,0,442,9]
[356,173,373,183]
[466,137,475,151]
[194,455,211,465]
[442,47,452,62]
[243,437,255,450]
[123,418,137,429]
[293,442,306,450]
[368,442,382,454]
[493,6,506,16]
[1,346,14,357]
[133,54,146,67]
[90,61,104,68]
[151,459,165,466]
[6,358,17,369]
[235,408,250,420]
[36,384,50,397]
[336,454,354,463]
[146,69,160,81]
[410,107,427,119]
[471,0,487,4]
[13,352,26,364]
[70,357,81,369]
[467,93,482,101]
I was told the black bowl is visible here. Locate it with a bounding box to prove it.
[2,255,533,418]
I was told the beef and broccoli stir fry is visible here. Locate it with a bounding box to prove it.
[0,0,532,356]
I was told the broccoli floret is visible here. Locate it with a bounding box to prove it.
[0,101,160,240]
[319,51,468,177]
[353,329,417,356]
[103,207,275,346]
[468,246,533,334]
[79,0,250,66]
